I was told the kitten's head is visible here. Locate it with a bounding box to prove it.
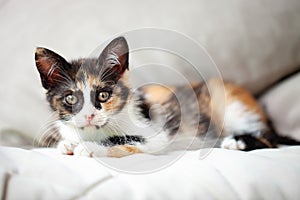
[35,37,130,130]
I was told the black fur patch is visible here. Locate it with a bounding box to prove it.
[46,87,84,121]
[90,86,113,110]
[136,94,151,120]
[233,134,273,151]
[274,135,300,145]
[62,90,84,114]
[101,135,145,146]
[265,119,300,146]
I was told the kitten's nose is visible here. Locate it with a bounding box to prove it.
[85,114,95,122]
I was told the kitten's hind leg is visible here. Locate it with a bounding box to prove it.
[221,133,275,151]
[208,79,275,151]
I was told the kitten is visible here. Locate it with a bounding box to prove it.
[35,36,300,157]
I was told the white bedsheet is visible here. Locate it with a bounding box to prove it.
[0,146,300,200]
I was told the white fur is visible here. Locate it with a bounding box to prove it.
[221,136,246,150]
[57,121,80,142]
[73,141,108,157]
[224,101,265,135]
[136,132,170,154]
[57,119,122,143]
[57,139,78,154]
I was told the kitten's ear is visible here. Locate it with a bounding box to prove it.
[35,47,71,89]
[98,37,129,80]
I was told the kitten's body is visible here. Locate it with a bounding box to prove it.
[35,37,299,157]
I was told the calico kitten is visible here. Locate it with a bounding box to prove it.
[35,36,299,157]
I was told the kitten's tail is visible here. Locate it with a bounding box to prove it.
[266,120,300,146]
[274,134,300,145]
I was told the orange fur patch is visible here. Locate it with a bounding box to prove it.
[207,78,267,134]
[102,96,120,112]
[222,80,266,122]
[107,145,143,158]
[141,85,175,104]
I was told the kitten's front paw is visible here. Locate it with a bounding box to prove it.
[57,140,78,155]
[221,136,246,150]
[73,142,108,157]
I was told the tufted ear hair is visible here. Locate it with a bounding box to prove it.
[98,36,129,81]
[35,47,72,89]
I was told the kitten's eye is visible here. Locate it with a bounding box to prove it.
[65,94,78,105]
[98,92,110,102]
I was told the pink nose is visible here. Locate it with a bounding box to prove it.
[85,114,95,121]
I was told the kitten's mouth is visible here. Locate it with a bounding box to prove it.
[79,125,101,130]
[73,120,108,131]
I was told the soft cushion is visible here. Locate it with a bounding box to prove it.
[1,146,300,200]
[260,73,300,140]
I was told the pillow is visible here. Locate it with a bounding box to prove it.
[260,73,300,140]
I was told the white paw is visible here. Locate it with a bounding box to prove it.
[221,136,246,150]
[57,140,78,155]
[73,142,108,157]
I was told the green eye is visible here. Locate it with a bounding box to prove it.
[98,92,110,102]
[65,94,78,105]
